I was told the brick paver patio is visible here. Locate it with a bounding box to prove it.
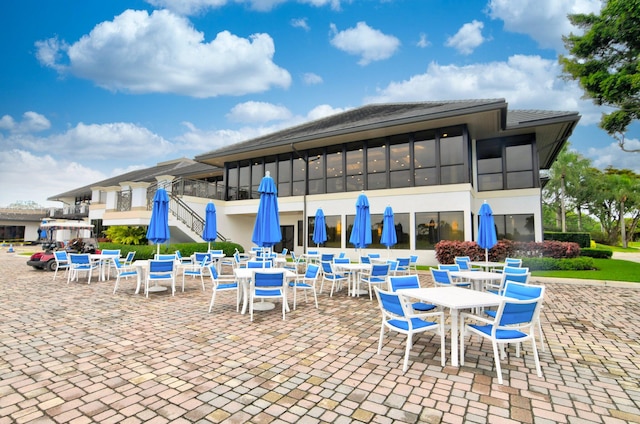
[1,252,639,423]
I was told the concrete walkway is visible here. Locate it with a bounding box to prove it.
[1,251,639,423]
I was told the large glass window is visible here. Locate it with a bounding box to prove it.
[389,135,411,188]
[238,161,250,200]
[367,138,387,190]
[477,136,536,191]
[292,156,306,196]
[226,164,238,200]
[308,214,342,248]
[308,149,325,195]
[494,213,535,241]
[439,127,466,184]
[251,160,263,199]
[346,143,364,192]
[414,130,437,186]
[325,147,343,194]
[415,211,464,249]
[277,154,291,197]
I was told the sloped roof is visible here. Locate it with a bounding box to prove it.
[48,158,220,201]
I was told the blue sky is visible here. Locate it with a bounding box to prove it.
[1,0,638,208]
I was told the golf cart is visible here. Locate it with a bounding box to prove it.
[27,221,99,272]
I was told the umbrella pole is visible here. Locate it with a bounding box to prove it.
[485,248,488,263]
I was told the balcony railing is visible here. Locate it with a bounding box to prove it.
[116,190,132,211]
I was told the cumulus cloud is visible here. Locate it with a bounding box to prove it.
[365,54,603,125]
[306,104,349,120]
[329,22,400,66]
[586,138,640,173]
[417,33,430,48]
[145,0,341,14]
[302,72,323,85]
[291,17,310,31]
[35,9,291,98]
[0,112,51,133]
[487,0,602,51]
[445,20,486,55]
[0,149,107,207]
[226,101,293,123]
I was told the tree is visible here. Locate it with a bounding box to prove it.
[560,0,640,152]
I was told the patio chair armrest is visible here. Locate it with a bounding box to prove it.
[460,312,494,325]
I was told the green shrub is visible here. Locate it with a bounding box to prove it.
[97,241,244,260]
[522,256,596,271]
[544,231,591,248]
[580,248,613,259]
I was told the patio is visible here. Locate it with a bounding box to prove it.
[1,252,639,423]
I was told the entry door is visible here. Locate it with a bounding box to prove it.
[275,225,294,253]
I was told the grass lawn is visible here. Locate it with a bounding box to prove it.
[532,258,640,283]
[595,242,640,252]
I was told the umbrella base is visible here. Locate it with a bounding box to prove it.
[147,285,168,293]
[252,301,275,311]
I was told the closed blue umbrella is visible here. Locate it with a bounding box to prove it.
[202,202,217,251]
[252,171,281,248]
[349,192,372,251]
[380,205,397,254]
[312,208,327,247]
[477,201,497,262]
[147,188,170,255]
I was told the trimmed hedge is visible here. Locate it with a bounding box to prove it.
[97,241,244,260]
[579,248,613,259]
[435,239,581,264]
[522,256,596,271]
[544,231,591,248]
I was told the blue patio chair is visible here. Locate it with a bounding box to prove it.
[123,251,136,266]
[361,263,391,300]
[430,268,470,288]
[112,258,138,294]
[388,275,436,312]
[454,256,479,271]
[208,265,240,313]
[181,255,209,292]
[52,250,70,281]
[320,260,348,296]
[395,257,411,275]
[409,255,418,274]
[67,253,99,284]
[460,282,545,384]
[250,271,287,321]
[486,267,529,294]
[438,264,460,272]
[289,263,320,310]
[374,287,445,372]
[321,253,334,262]
[145,259,176,297]
[247,260,272,268]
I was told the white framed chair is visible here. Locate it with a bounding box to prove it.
[485,268,530,295]
[395,257,411,275]
[454,256,480,271]
[386,259,399,276]
[112,258,138,294]
[438,263,460,272]
[320,260,348,296]
[208,265,240,313]
[460,282,545,384]
[145,259,176,297]
[430,268,470,288]
[374,287,445,372]
[250,271,288,321]
[67,253,99,284]
[409,255,418,274]
[182,255,209,292]
[155,254,177,261]
[52,250,70,281]
[247,260,272,269]
[289,263,320,310]
[100,249,121,279]
[361,263,391,300]
[123,251,136,266]
[175,250,192,264]
[388,275,436,312]
[284,251,303,274]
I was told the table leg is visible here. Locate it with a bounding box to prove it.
[451,309,459,367]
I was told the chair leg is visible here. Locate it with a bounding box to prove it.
[403,333,413,372]
[208,290,217,313]
[377,323,385,354]
[492,341,504,385]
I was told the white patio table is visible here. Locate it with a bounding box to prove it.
[233,268,297,314]
[397,287,502,366]
[468,261,505,272]
[333,262,370,297]
[89,253,121,281]
[449,270,503,291]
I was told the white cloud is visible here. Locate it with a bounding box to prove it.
[35,9,291,98]
[329,22,400,66]
[226,101,293,123]
[417,33,430,48]
[0,112,51,133]
[487,0,602,51]
[291,18,310,31]
[145,0,342,14]
[365,54,603,125]
[306,104,348,120]
[302,72,323,85]
[445,20,486,55]
[586,138,640,173]
[0,149,106,207]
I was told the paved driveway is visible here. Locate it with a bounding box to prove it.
[2,253,639,423]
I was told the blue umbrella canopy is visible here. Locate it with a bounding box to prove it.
[312,208,327,246]
[380,205,397,249]
[147,188,170,253]
[349,193,372,249]
[202,202,217,250]
[477,201,497,261]
[252,172,281,248]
